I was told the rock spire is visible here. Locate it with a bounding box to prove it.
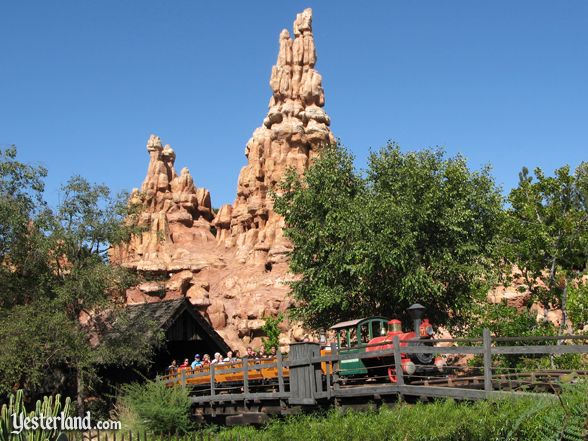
[215,7,335,264]
[110,134,216,272]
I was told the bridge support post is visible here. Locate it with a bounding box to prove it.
[276,352,285,394]
[483,328,493,393]
[210,364,216,398]
[331,342,340,392]
[392,335,405,395]
[288,342,321,405]
[243,357,249,396]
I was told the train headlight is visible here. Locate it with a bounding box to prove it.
[434,357,445,372]
[425,326,434,336]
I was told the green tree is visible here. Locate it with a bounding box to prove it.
[274,143,505,329]
[0,148,161,407]
[503,163,588,333]
[0,146,53,308]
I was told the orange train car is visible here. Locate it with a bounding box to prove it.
[163,357,293,387]
[162,351,336,388]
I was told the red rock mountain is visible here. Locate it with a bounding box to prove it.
[111,8,334,350]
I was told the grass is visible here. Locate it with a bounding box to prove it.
[205,382,588,441]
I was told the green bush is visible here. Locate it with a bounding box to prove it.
[117,380,192,434]
[568,281,588,332]
[462,303,563,370]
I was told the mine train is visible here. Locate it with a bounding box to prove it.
[163,304,443,389]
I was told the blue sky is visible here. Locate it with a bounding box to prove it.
[1,1,587,208]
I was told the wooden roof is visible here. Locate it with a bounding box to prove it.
[120,298,230,353]
[330,316,389,330]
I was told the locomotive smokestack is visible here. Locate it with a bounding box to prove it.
[407,303,426,338]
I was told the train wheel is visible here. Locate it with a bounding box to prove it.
[388,367,397,383]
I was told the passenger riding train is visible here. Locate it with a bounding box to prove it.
[162,304,441,389]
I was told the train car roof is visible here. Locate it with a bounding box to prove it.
[330,316,389,330]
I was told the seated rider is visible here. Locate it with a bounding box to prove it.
[245,346,256,359]
[211,352,223,365]
[191,354,202,369]
[167,359,177,373]
[223,351,234,363]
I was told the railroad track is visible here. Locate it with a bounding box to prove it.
[409,369,588,391]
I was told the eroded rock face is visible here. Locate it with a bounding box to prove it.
[113,9,330,351]
[216,7,335,265]
[110,135,218,273]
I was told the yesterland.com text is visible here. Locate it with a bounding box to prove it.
[11,412,121,434]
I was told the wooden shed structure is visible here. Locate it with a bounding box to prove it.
[125,298,230,371]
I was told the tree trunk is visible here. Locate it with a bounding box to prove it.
[546,256,557,322]
[560,274,572,339]
[547,258,558,367]
[76,368,85,417]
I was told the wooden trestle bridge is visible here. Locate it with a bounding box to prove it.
[162,331,588,426]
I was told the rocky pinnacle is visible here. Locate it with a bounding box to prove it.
[214,8,335,264]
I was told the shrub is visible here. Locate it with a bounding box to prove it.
[262,314,283,353]
[117,380,192,434]
[568,281,588,333]
[463,302,561,370]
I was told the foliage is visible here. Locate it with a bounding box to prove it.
[274,143,505,329]
[117,380,193,435]
[0,146,52,309]
[214,383,588,441]
[0,304,86,396]
[464,302,554,340]
[502,163,588,332]
[462,302,561,369]
[261,314,283,352]
[0,389,72,441]
[0,147,162,401]
[567,280,588,332]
